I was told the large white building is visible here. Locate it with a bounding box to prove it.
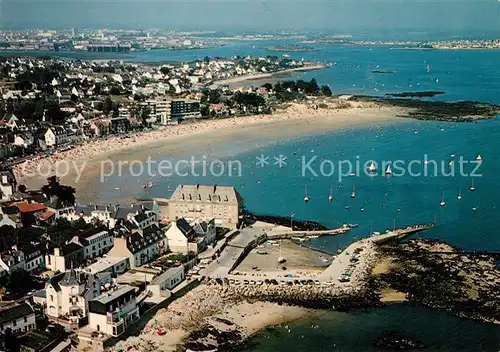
[165,184,242,229]
[88,285,139,337]
[0,302,36,335]
[45,269,101,326]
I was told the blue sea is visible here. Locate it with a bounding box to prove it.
[12,41,500,350]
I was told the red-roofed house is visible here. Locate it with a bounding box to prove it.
[16,202,47,214]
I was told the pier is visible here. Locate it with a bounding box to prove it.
[370,223,435,244]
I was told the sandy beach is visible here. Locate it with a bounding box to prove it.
[14,100,408,201]
[211,63,326,86]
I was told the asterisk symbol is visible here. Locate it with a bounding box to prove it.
[256,154,270,168]
[274,154,287,168]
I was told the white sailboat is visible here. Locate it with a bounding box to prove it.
[440,191,446,207]
[457,188,462,200]
[385,165,392,175]
[476,154,482,161]
[426,64,431,73]
[351,184,356,199]
[368,161,377,173]
[304,184,310,203]
[448,160,454,167]
[470,179,476,192]
[328,185,333,202]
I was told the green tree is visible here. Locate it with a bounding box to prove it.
[41,176,76,205]
[320,85,332,97]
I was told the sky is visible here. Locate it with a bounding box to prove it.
[0,0,499,36]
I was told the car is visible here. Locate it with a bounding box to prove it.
[234,280,241,285]
[294,279,300,285]
[257,280,263,285]
[280,280,287,285]
[229,279,235,284]
[314,280,321,285]
[287,281,293,286]
[271,279,279,285]
[300,280,308,285]
[264,279,271,285]
[250,280,256,285]
[307,279,315,285]
[243,280,249,285]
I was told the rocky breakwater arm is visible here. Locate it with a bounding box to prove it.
[353,95,500,122]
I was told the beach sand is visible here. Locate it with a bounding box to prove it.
[14,100,408,202]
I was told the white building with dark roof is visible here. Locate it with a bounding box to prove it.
[107,224,167,268]
[88,285,139,337]
[69,226,113,259]
[45,269,101,326]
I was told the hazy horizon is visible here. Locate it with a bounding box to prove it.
[1,0,499,37]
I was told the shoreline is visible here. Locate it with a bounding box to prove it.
[211,63,326,86]
[14,100,406,201]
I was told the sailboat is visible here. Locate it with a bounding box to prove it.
[385,165,392,175]
[476,154,482,161]
[448,160,454,168]
[304,184,310,203]
[426,64,431,73]
[328,185,333,202]
[368,161,377,173]
[351,184,356,199]
[440,192,446,207]
[470,179,476,192]
[457,188,462,200]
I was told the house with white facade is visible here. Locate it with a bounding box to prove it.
[45,269,101,327]
[107,224,167,268]
[147,266,185,297]
[21,244,44,273]
[69,226,113,260]
[44,126,68,147]
[13,133,34,148]
[0,302,36,335]
[0,172,16,201]
[87,285,139,337]
[164,218,197,254]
